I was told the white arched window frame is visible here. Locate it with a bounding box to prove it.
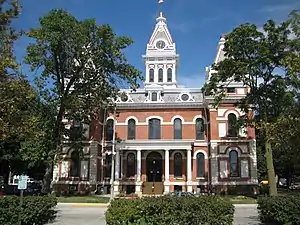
[173,118,182,139]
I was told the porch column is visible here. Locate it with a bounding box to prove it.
[137,149,142,182]
[136,149,142,196]
[164,149,170,194]
[119,152,123,179]
[187,149,193,192]
[115,149,120,180]
[165,149,170,181]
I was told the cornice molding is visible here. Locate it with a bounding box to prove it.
[117,139,197,150]
[117,102,204,109]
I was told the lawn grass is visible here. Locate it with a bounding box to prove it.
[56,194,258,204]
[222,195,257,204]
[56,190,300,204]
[57,195,110,203]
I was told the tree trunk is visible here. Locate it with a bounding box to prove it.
[265,139,278,196]
[42,163,53,193]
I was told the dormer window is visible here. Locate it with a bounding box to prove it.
[158,68,163,82]
[181,93,189,101]
[151,92,158,101]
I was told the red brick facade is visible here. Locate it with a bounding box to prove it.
[51,11,258,196]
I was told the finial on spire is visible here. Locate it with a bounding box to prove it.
[156,0,166,22]
[158,0,164,11]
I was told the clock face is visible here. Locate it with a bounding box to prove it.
[156,40,166,49]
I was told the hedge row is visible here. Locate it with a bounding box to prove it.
[0,195,57,225]
[258,196,300,225]
[105,196,234,225]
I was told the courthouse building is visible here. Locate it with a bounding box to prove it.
[52,9,258,195]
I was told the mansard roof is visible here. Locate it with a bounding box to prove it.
[116,87,204,109]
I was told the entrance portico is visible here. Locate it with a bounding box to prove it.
[114,140,197,195]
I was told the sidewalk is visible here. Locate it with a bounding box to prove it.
[57,202,109,207]
[57,203,261,224]
[234,204,260,225]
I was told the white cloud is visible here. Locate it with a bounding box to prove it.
[169,14,225,33]
[169,21,193,33]
[177,73,206,88]
[256,2,300,23]
[257,1,300,14]
[257,4,297,13]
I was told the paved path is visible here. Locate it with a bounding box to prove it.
[49,204,106,225]
[50,203,260,225]
[234,204,261,225]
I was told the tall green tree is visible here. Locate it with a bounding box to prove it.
[18,101,57,181]
[0,0,45,182]
[203,16,298,196]
[271,99,300,186]
[0,0,22,140]
[0,0,19,74]
[25,9,143,192]
[287,10,300,96]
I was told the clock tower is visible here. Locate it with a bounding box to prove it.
[142,4,179,89]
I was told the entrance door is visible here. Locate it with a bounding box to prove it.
[146,152,163,182]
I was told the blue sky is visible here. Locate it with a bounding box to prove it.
[13,0,300,88]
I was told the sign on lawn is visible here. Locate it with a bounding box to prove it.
[18,175,27,190]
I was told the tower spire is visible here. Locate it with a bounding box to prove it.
[142,0,178,88]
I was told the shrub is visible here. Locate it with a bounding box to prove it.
[0,194,57,225]
[258,196,300,225]
[106,196,234,225]
[116,193,139,198]
[259,185,269,196]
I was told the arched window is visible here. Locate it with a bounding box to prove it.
[149,69,154,82]
[167,68,172,82]
[158,68,163,82]
[174,152,182,177]
[228,113,238,137]
[106,119,114,141]
[229,150,239,177]
[195,118,204,140]
[127,119,136,140]
[148,118,161,139]
[173,118,182,139]
[126,153,136,177]
[70,151,80,177]
[196,153,205,177]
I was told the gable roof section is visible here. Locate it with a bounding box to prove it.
[214,35,226,64]
[148,15,173,45]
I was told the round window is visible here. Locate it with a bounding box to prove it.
[121,94,129,102]
[181,94,189,101]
